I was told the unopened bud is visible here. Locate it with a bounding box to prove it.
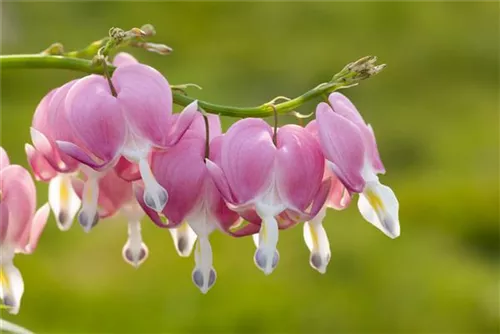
[134,42,172,55]
[140,24,156,37]
[127,27,147,38]
[109,27,126,43]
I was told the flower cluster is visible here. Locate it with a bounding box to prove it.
[0,52,399,314]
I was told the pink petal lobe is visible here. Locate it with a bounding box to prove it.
[0,146,10,170]
[275,125,325,212]
[328,92,365,124]
[113,64,172,146]
[114,157,141,181]
[113,52,139,67]
[327,172,352,210]
[220,118,275,204]
[22,203,50,254]
[0,165,37,246]
[205,159,236,204]
[65,75,126,164]
[0,201,9,242]
[165,101,199,146]
[188,112,223,142]
[316,102,366,193]
[56,141,111,170]
[25,144,58,182]
[150,136,206,225]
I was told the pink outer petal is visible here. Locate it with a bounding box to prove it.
[219,118,276,204]
[164,101,199,147]
[205,159,237,204]
[366,124,386,174]
[316,102,366,193]
[65,75,126,164]
[327,171,352,210]
[188,113,223,142]
[113,64,172,146]
[150,136,206,225]
[56,141,112,171]
[43,80,82,171]
[31,88,57,137]
[134,183,169,228]
[0,146,10,171]
[114,157,141,181]
[0,201,9,243]
[96,170,134,217]
[113,52,139,67]
[19,203,50,254]
[0,165,36,246]
[329,93,386,174]
[275,125,325,212]
[226,219,261,237]
[25,144,58,182]
[203,176,240,231]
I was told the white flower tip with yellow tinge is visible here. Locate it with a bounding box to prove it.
[303,219,331,274]
[169,222,197,257]
[78,175,99,233]
[0,263,24,315]
[49,174,81,231]
[358,181,400,239]
[139,158,168,212]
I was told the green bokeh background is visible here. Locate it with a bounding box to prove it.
[1,2,499,333]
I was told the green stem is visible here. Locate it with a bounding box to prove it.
[0,54,384,118]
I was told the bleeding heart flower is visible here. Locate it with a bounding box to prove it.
[0,147,50,314]
[315,92,400,239]
[136,110,240,293]
[56,62,197,216]
[206,118,330,275]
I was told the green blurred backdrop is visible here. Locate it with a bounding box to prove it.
[1,2,499,333]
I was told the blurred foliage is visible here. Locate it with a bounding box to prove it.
[1,2,499,334]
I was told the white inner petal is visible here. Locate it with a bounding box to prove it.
[0,259,24,315]
[138,158,168,212]
[358,180,400,239]
[303,206,330,274]
[122,219,148,268]
[79,172,99,233]
[169,222,197,257]
[254,215,279,275]
[49,173,81,231]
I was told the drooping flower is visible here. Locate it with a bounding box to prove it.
[136,110,240,293]
[56,61,197,218]
[206,119,331,275]
[315,92,400,239]
[0,147,50,314]
[71,169,148,267]
[27,81,82,231]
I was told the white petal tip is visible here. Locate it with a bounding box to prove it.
[143,188,168,212]
[309,252,330,274]
[254,249,279,275]
[78,210,99,233]
[192,268,216,294]
[122,243,149,268]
